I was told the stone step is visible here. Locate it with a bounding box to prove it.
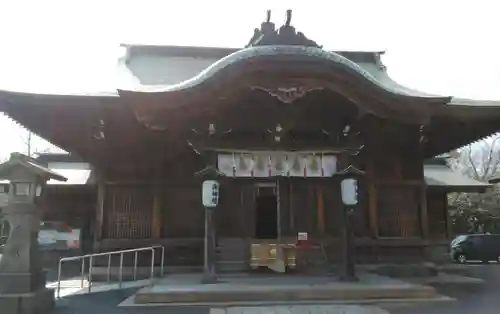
[121,295,454,308]
[216,245,248,272]
[217,238,247,244]
[135,286,441,304]
[216,243,249,272]
[216,262,249,273]
[216,257,247,262]
[132,273,444,305]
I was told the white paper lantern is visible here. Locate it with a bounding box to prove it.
[341,178,358,206]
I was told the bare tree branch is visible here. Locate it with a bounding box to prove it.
[449,136,500,234]
[467,145,481,180]
[482,136,500,180]
[19,130,52,157]
[19,130,33,156]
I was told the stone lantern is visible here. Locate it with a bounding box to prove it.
[0,153,66,314]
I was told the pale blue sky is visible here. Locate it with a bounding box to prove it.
[0,0,499,159]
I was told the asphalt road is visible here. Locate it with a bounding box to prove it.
[392,264,500,314]
[48,264,500,314]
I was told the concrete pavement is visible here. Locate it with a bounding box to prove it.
[51,288,209,314]
[129,273,441,305]
[210,305,389,314]
[46,264,500,314]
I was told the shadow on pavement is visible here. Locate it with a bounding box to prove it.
[50,288,209,314]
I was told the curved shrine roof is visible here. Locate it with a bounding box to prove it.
[0,9,496,110]
[118,45,443,101]
[1,10,500,158]
[117,10,447,105]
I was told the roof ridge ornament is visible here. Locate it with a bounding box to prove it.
[284,9,292,26]
[246,10,322,48]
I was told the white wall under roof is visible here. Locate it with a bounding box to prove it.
[121,55,220,86]
[47,162,92,185]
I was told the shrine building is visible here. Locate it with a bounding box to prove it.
[0,11,496,271]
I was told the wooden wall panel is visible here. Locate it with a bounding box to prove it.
[377,183,421,237]
[427,189,448,239]
[277,178,291,236]
[316,184,325,235]
[42,187,96,228]
[291,179,317,235]
[352,179,370,237]
[323,181,340,237]
[160,184,204,237]
[151,189,161,239]
[217,181,244,237]
[368,125,425,239]
[240,181,256,238]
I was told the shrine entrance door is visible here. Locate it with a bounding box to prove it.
[254,184,278,239]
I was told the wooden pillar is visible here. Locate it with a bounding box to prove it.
[443,191,452,240]
[151,187,161,240]
[239,181,246,238]
[316,184,325,235]
[308,183,317,234]
[420,182,429,238]
[418,126,429,239]
[94,181,105,251]
[201,150,218,283]
[367,161,378,238]
[289,180,295,233]
[367,160,379,262]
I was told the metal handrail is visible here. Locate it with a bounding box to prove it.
[56,245,165,298]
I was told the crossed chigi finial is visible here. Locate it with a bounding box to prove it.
[246,9,321,49]
[284,9,292,26]
[264,9,293,26]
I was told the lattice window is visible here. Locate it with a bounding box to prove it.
[103,185,153,239]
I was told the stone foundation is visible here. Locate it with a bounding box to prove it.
[0,271,46,294]
[364,263,438,278]
[0,288,54,314]
[424,244,450,264]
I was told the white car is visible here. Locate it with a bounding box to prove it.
[38,221,80,251]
